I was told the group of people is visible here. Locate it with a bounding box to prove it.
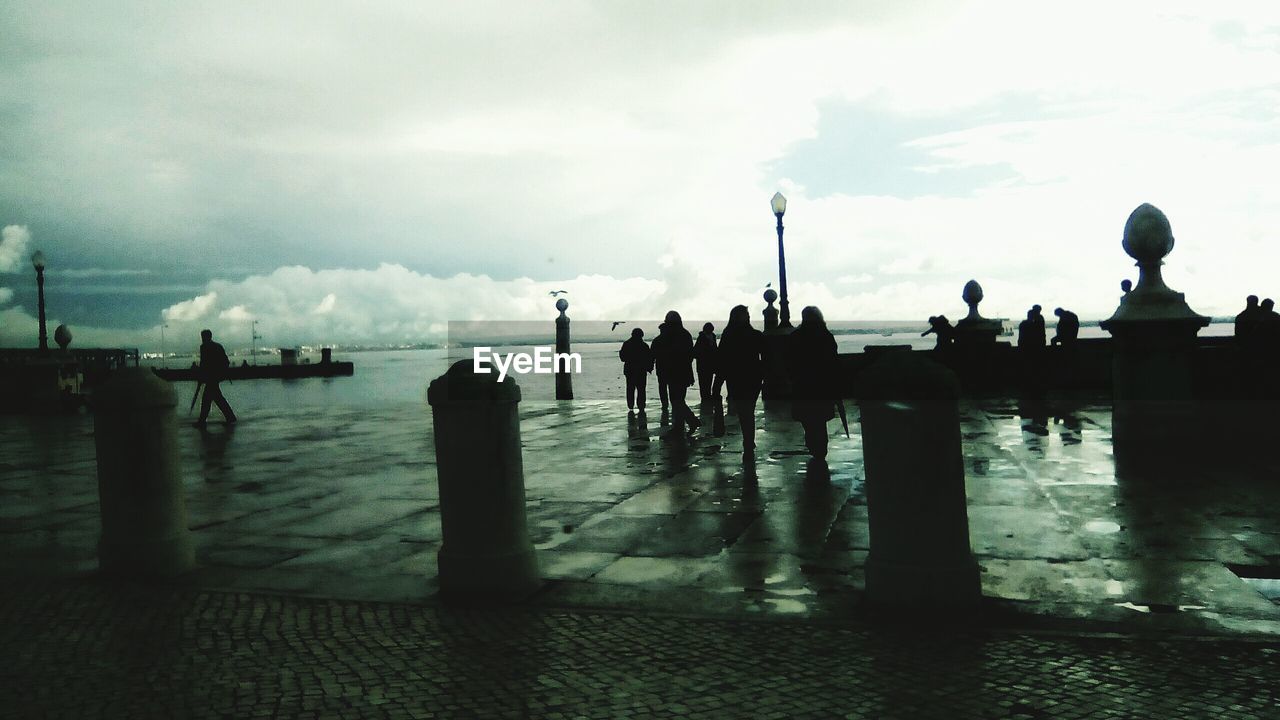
[618,306,839,462]
[1235,295,1280,353]
[1016,305,1080,350]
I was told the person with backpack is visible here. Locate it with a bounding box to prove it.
[195,328,237,427]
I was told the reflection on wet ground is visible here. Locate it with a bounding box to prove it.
[2,394,1279,636]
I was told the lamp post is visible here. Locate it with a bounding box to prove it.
[771,192,792,328]
[160,323,168,368]
[32,250,48,352]
[251,320,261,366]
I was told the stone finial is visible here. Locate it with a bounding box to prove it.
[961,280,985,321]
[555,298,568,316]
[1122,203,1174,265]
[54,324,72,350]
[763,288,778,305]
[1102,203,1208,326]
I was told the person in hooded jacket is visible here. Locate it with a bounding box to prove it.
[786,306,838,461]
[716,304,765,455]
[652,311,701,434]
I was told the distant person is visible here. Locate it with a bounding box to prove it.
[652,312,700,434]
[716,305,765,456]
[1235,295,1262,348]
[195,329,236,427]
[1017,305,1046,350]
[922,315,955,349]
[693,322,718,402]
[1051,308,1079,347]
[650,322,670,413]
[618,328,653,414]
[787,306,838,461]
[1120,279,1132,296]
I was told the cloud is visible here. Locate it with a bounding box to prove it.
[0,226,32,273]
[313,293,336,315]
[162,292,218,322]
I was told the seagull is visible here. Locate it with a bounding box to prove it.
[548,290,569,297]
[765,282,772,288]
[611,321,625,331]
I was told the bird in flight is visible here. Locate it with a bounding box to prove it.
[548,290,569,297]
[611,321,625,331]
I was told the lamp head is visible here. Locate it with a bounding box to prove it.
[770,192,787,217]
[31,250,45,270]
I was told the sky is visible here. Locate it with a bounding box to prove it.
[2,1,1280,351]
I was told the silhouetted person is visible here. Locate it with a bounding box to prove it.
[650,322,670,412]
[1259,298,1280,357]
[787,306,838,461]
[922,315,955,349]
[618,328,653,413]
[195,329,236,427]
[1121,279,1132,296]
[694,322,718,401]
[717,305,765,456]
[652,312,700,434]
[1051,308,1079,347]
[1017,305,1046,349]
[1236,295,1262,348]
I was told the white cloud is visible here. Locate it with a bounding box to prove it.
[0,226,32,273]
[313,293,336,315]
[162,292,218,322]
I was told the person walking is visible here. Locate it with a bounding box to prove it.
[195,329,236,427]
[650,322,670,413]
[716,305,765,456]
[618,328,653,414]
[694,322,718,402]
[652,311,700,435]
[786,306,838,462]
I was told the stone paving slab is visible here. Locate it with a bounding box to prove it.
[1,579,1277,719]
[3,395,1280,636]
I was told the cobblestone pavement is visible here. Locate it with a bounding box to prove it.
[2,579,1277,720]
[3,395,1280,636]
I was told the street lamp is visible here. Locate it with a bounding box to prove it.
[770,192,792,328]
[251,319,262,366]
[160,323,169,368]
[31,250,48,352]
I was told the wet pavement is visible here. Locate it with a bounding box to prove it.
[3,394,1280,637]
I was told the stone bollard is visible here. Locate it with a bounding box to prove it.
[554,298,573,400]
[427,360,541,602]
[857,352,980,613]
[93,367,195,578]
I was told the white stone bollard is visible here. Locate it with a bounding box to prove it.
[427,360,541,602]
[93,367,195,577]
[858,352,980,613]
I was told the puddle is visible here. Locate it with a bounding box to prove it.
[1114,602,1206,614]
[1083,520,1122,534]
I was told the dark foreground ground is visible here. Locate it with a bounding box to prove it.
[3,579,1276,720]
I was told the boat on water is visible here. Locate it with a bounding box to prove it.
[154,347,354,382]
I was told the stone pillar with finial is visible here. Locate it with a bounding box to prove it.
[762,288,779,333]
[949,280,1002,388]
[555,298,573,400]
[761,288,792,400]
[1099,204,1209,466]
